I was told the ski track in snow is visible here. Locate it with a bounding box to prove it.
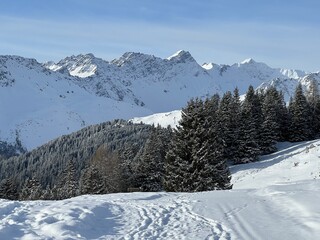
[115,194,230,240]
[1,181,320,239]
[0,193,232,240]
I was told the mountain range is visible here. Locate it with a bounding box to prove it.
[1,50,319,150]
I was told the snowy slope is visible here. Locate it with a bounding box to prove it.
[46,50,219,113]
[203,58,309,99]
[0,139,320,239]
[1,51,319,150]
[0,56,151,150]
[231,140,320,189]
[131,110,182,128]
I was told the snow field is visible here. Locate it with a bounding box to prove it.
[0,180,319,239]
[231,140,320,189]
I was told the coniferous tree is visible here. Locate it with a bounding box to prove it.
[238,85,263,163]
[230,88,242,163]
[80,165,104,194]
[0,178,19,200]
[218,88,241,163]
[218,91,234,160]
[165,98,199,192]
[20,178,43,200]
[135,125,172,191]
[289,84,312,141]
[278,91,290,141]
[260,87,281,154]
[55,159,79,199]
[195,97,231,190]
[165,97,232,192]
[306,79,320,136]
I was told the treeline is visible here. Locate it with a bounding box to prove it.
[1,81,320,200]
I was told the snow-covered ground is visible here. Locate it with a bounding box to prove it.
[1,140,320,239]
[130,110,181,128]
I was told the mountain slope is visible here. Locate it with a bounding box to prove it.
[231,140,320,188]
[1,51,319,150]
[0,56,151,150]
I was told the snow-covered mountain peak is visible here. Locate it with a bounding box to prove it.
[202,62,215,70]
[110,52,158,68]
[279,68,308,79]
[45,53,107,78]
[167,50,195,64]
[240,58,256,64]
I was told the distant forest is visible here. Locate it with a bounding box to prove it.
[0,81,319,200]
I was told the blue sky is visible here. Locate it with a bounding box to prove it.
[0,0,319,71]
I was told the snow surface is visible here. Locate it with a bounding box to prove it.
[0,56,151,150]
[1,140,320,239]
[130,110,182,128]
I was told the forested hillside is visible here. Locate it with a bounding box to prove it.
[0,120,159,199]
[1,80,319,200]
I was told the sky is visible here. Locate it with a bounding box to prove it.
[0,0,319,72]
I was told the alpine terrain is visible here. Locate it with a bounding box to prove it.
[1,50,319,151]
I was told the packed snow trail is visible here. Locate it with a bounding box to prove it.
[0,193,232,240]
[1,180,320,239]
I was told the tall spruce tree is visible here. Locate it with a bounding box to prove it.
[0,178,19,200]
[164,98,198,192]
[238,85,263,163]
[289,84,312,141]
[200,97,232,190]
[80,165,105,195]
[260,87,281,154]
[135,125,172,191]
[306,79,320,137]
[20,178,43,200]
[218,91,234,160]
[278,91,290,141]
[55,159,79,199]
[164,97,232,192]
[218,89,241,163]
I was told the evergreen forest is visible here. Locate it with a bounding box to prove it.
[1,82,320,200]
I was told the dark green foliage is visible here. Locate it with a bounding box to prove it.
[238,85,263,163]
[0,178,19,200]
[278,91,290,141]
[260,87,283,154]
[164,98,232,192]
[164,99,198,192]
[80,165,105,195]
[218,89,241,163]
[134,125,173,191]
[20,178,43,200]
[55,159,79,199]
[306,79,320,136]
[289,84,312,141]
[193,98,232,191]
